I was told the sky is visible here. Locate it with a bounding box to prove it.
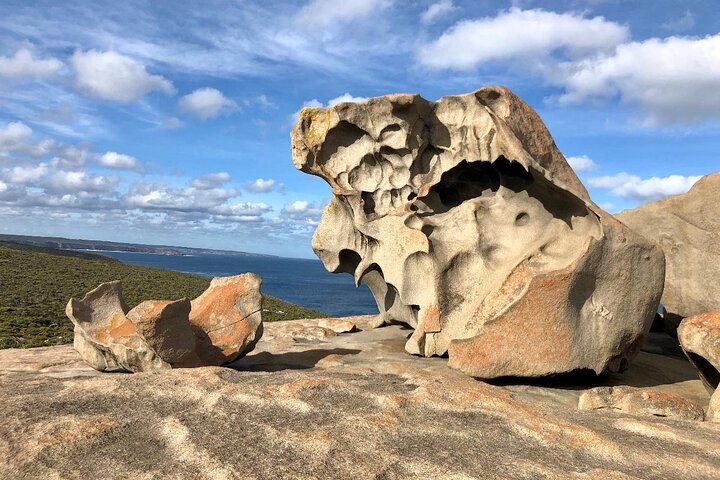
[0,0,718,258]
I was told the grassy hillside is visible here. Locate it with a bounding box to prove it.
[0,242,326,349]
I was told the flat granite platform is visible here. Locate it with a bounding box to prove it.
[1,316,718,479]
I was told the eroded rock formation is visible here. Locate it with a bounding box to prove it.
[617,173,720,320]
[291,86,665,378]
[66,274,263,372]
[678,311,720,422]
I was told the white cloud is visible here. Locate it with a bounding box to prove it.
[0,48,62,78]
[50,143,93,170]
[0,122,53,157]
[245,178,276,193]
[97,152,142,171]
[71,50,175,102]
[191,172,231,189]
[44,170,119,194]
[555,34,720,125]
[2,163,50,183]
[281,200,324,224]
[295,0,393,29]
[566,155,597,173]
[178,88,237,119]
[419,8,628,70]
[662,10,695,32]
[122,182,238,212]
[588,172,702,202]
[421,0,457,25]
[301,93,367,111]
[0,122,33,153]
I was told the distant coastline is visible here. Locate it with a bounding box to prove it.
[0,233,277,258]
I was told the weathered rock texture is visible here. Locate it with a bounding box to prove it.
[291,86,665,378]
[66,274,263,372]
[678,312,720,421]
[617,173,720,320]
[578,386,704,421]
[1,318,718,479]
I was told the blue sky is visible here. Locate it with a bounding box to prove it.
[0,0,718,258]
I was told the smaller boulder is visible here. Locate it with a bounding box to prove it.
[66,282,169,372]
[318,318,358,333]
[190,274,264,365]
[127,299,201,368]
[578,386,704,421]
[678,311,720,422]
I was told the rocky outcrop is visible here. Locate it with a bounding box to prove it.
[291,86,665,379]
[1,317,718,479]
[578,386,704,421]
[678,312,720,421]
[617,173,720,320]
[66,274,263,372]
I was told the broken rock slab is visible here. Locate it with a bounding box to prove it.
[318,318,358,333]
[678,311,720,421]
[578,386,704,421]
[66,274,264,372]
[291,85,665,379]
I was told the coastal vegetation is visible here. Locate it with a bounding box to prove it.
[0,242,326,349]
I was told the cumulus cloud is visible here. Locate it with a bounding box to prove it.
[281,200,324,224]
[421,0,457,25]
[419,8,628,70]
[0,122,33,153]
[191,172,232,189]
[43,170,119,194]
[587,172,702,202]
[97,152,142,171]
[295,0,393,28]
[178,88,237,119]
[245,178,276,193]
[0,48,62,78]
[419,8,720,125]
[0,122,54,157]
[71,50,175,101]
[555,34,720,125]
[2,163,50,183]
[566,155,597,173]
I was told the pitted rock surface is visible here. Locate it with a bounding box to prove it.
[0,317,718,479]
[291,86,665,378]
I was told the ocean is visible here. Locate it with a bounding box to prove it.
[98,251,378,317]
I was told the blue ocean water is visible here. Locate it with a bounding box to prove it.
[98,251,377,317]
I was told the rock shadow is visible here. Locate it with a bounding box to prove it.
[228,348,361,372]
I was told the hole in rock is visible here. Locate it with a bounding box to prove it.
[319,121,369,162]
[334,249,361,275]
[515,212,530,226]
[361,191,376,215]
[687,352,720,389]
[415,157,531,215]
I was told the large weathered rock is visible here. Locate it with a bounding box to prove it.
[1,317,718,479]
[617,173,720,320]
[678,311,720,421]
[66,274,264,372]
[291,86,665,378]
